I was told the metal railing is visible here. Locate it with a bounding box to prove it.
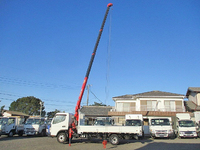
[110,105,185,112]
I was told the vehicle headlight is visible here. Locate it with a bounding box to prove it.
[180,132,184,134]
[193,131,197,134]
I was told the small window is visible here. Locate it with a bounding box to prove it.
[52,115,66,124]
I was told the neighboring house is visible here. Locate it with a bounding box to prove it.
[80,106,113,125]
[185,87,200,111]
[108,91,186,125]
[3,110,29,119]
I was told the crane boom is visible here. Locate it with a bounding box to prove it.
[74,3,113,122]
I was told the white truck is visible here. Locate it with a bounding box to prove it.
[0,116,24,137]
[51,112,144,145]
[149,117,174,139]
[175,113,197,138]
[194,111,200,137]
[125,114,144,139]
[24,117,46,136]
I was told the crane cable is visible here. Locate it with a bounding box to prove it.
[105,7,113,105]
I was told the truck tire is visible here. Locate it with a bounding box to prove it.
[8,131,14,137]
[41,130,46,136]
[109,134,119,145]
[18,131,23,136]
[57,132,67,143]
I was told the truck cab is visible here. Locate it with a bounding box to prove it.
[176,113,197,138]
[149,117,174,139]
[125,114,143,139]
[24,117,46,136]
[50,113,73,143]
[0,117,24,137]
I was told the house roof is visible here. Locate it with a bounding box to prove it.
[186,87,200,97]
[113,90,185,100]
[4,110,29,117]
[80,106,113,117]
[184,101,200,111]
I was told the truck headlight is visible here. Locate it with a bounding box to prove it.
[193,131,197,134]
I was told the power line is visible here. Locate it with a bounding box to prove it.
[0,76,79,90]
[89,88,104,104]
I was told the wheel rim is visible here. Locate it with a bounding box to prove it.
[111,137,118,144]
[59,134,65,142]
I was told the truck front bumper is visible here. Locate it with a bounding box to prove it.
[151,132,174,138]
[25,131,38,135]
[179,131,197,138]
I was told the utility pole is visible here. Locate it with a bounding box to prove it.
[40,101,44,117]
[86,85,91,106]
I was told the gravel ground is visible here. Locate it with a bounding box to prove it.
[0,135,200,150]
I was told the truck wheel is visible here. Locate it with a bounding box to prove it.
[18,131,23,136]
[57,132,67,143]
[8,131,14,137]
[41,130,46,136]
[109,134,119,145]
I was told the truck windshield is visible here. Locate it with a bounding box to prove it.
[125,120,142,126]
[178,120,195,127]
[52,115,66,124]
[0,118,8,125]
[25,119,41,125]
[151,119,170,126]
[0,118,3,125]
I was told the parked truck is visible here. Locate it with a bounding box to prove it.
[175,113,197,138]
[125,114,144,139]
[149,117,174,139]
[24,117,46,136]
[51,111,144,145]
[50,3,141,146]
[194,111,200,137]
[0,116,24,137]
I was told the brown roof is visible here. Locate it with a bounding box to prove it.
[4,110,29,117]
[113,90,185,99]
[186,87,200,97]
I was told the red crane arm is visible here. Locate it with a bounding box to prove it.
[74,3,113,122]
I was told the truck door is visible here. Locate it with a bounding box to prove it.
[51,114,68,136]
[6,118,15,133]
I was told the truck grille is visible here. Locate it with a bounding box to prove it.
[184,131,193,134]
[26,128,35,132]
[155,130,168,137]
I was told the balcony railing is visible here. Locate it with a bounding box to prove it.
[111,105,185,112]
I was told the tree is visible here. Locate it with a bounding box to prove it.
[9,96,46,116]
[0,105,5,116]
[90,102,106,106]
[47,109,60,118]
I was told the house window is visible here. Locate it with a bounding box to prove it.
[140,100,157,111]
[175,101,183,112]
[116,102,135,112]
[164,101,175,112]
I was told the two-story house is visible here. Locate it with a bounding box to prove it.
[108,90,185,125]
[185,87,200,111]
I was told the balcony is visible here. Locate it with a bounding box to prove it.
[108,105,186,117]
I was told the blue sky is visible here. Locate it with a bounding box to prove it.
[1,0,200,113]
